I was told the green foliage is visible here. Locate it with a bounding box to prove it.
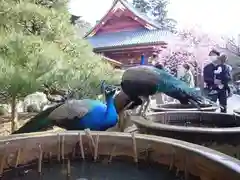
[0,0,73,41]
[0,105,8,116]
[132,0,151,13]
[150,0,177,32]
[132,0,177,32]
[74,17,92,37]
[0,32,61,98]
[0,0,119,102]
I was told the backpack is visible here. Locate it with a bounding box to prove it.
[222,64,232,83]
[203,63,215,85]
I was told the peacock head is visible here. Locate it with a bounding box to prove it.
[101,80,117,98]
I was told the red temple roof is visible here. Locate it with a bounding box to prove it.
[83,0,174,67]
[84,0,162,38]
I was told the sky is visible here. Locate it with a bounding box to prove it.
[69,0,240,38]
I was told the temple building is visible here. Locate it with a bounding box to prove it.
[85,0,172,67]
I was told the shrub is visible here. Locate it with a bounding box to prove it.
[0,0,119,132]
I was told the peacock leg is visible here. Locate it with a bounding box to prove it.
[118,102,133,132]
[120,110,132,132]
[137,103,145,115]
[118,111,126,132]
[141,97,151,117]
[122,101,134,111]
[137,97,149,116]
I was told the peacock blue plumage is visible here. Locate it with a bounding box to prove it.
[12,81,118,134]
[52,97,117,131]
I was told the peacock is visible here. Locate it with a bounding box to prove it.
[121,65,213,116]
[114,90,142,113]
[12,81,119,134]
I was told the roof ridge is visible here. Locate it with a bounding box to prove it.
[120,0,161,29]
[88,28,171,37]
[86,29,172,50]
[84,0,161,38]
[84,0,118,38]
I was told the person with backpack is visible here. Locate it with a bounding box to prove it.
[203,49,220,96]
[214,55,232,97]
[210,54,232,113]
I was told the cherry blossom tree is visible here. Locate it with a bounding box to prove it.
[157,27,222,86]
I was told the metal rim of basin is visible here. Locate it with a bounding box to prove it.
[151,103,218,112]
[233,108,240,115]
[0,130,240,180]
[130,111,240,134]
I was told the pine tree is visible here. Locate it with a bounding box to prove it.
[74,17,92,37]
[132,0,177,32]
[0,0,117,132]
[149,0,176,32]
[132,0,151,13]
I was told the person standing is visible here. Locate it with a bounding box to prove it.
[226,64,233,97]
[149,52,159,66]
[212,54,232,113]
[203,49,220,97]
[180,63,195,88]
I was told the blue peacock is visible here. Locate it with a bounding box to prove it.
[121,65,214,116]
[12,81,119,134]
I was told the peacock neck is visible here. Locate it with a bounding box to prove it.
[104,96,117,124]
[106,96,115,111]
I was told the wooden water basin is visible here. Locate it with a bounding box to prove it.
[0,131,239,179]
[131,111,240,158]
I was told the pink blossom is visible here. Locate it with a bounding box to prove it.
[157,27,220,79]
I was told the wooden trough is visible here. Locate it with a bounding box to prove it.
[151,103,218,112]
[131,111,240,158]
[0,131,239,179]
[234,108,240,116]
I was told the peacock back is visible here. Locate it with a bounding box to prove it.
[121,66,160,96]
[47,99,103,122]
[122,65,202,104]
[122,66,160,85]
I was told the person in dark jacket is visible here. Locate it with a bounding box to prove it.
[214,54,232,95]
[203,49,220,96]
[212,54,232,113]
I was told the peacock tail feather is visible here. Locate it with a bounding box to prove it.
[122,65,214,109]
[12,103,63,134]
[152,67,206,104]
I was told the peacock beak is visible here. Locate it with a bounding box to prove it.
[101,81,118,95]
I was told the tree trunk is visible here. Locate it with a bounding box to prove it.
[10,96,19,133]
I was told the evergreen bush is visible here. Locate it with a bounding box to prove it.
[0,0,119,132]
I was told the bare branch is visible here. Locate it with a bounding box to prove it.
[43,84,74,103]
